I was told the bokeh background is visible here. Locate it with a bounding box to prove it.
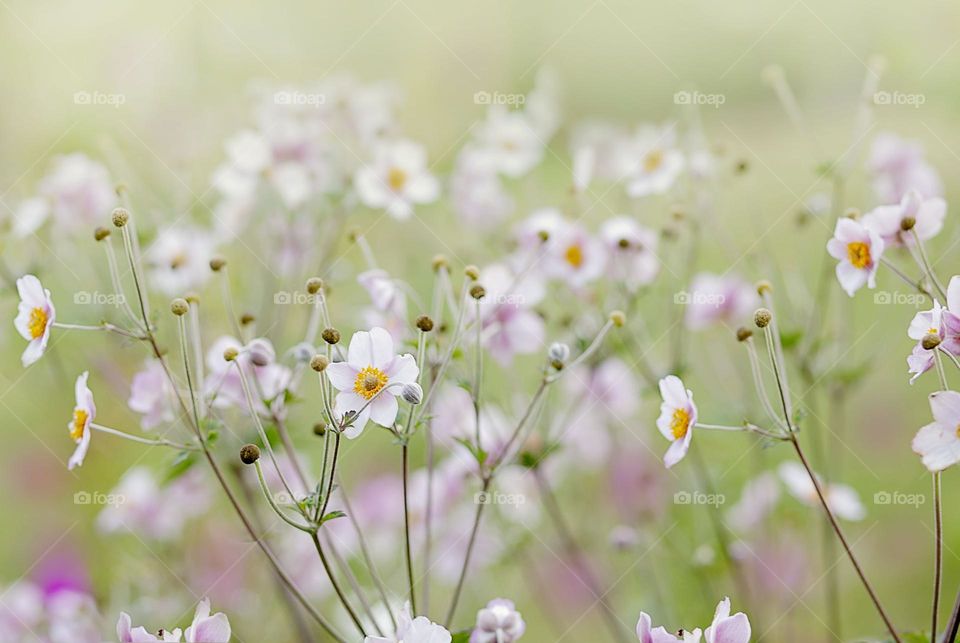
[2,0,960,641]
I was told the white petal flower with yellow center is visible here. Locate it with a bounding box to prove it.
[325,327,419,438]
[825,217,885,296]
[67,372,96,470]
[14,274,55,367]
[656,375,697,468]
[354,140,439,220]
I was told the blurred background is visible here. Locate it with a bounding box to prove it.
[1,0,960,641]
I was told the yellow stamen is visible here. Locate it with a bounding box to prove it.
[564,244,584,268]
[353,366,388,400]
[387,167,407,191]
[70,409,88,441]
[28,307,48,340]
[643,150,664,172]
[846,242,871,269]
[670,408,690,440]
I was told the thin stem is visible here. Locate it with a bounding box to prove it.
[52,321,144,339]
[694,422,787,440]
[545,320,614,383]
[879,257,933,301]
[101,238,142,327]
[252,461,314,532]
[89,423,198,450]
[445,476,491,626]
[743,338,791,432]
[402,442,418,615]
[473,298,483,450]
[308,531,367,637]
[318,431,341,521]
[933,471,943,643]
[911,229,948,300]
[938,345,960,371]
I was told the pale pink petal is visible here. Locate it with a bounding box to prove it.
[710,613,751,643]
[912,422,960,472]
[386,353,419,385]
[325,362,359,392]
[930,390,960,427]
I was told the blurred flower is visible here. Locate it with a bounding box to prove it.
[117,611,182,641]
[0,581,43,642]
[471,598,525,643]
[128,360,176,430]
[704,597,751,643]
[726,472,780,532]
[358,269,407,319]
[475,264,545,366]
[636,611,700,642]
[47,589,102,643]
[600,216,660,289]
[656,375,697,468]
[18,153,116,236]
[14,274,55,367]
[97,467,211,541]
[569,121,635,192]
[326,327,419,437]
[626,125,684,198]
[365,602,450,643]
[826,217,885,296]
[205,336,291,417]
[778,462,865,520]
[354,139,439,219]
[450,149,514,228]
[542,221,606,288]
[912,390,960,472]
[67,372,95,470]
[473,107,543,178]
[683,273,756,331]
[868,132,942,204]
[862,189,946,247]
[146,226,217,296]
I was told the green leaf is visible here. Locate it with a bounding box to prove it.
[451,631,472,643]
[163,451,198,483]
[319,510,346,526]
[779,328,803,349]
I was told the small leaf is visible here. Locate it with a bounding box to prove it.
[319,510,346,526]
[451,631,472,643]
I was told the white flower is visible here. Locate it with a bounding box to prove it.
[128,360,176,430]
[626,125,684,198]
[354,140,439,219]
[825,217,885,296]
[473,107,544,178]
[542,221,606,288]
[862,189,947,247]
[365,602,450,643]
[600,216,660,289]
[14,275,55,367]
[325,327,419,437]
[358,269,407,319]
[912,390,960,472]
[67,372,96,470]
[37,153,116,232]
[778,462,865,521]
[656,376,697,468]
[146,226,217,296]
[471,598,525,643]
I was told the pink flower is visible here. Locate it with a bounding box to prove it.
[365,602,450,643]
[117,612,182,641]
[868,132,942,203]
[912,390,960,472]
[128,360,176,430]
[475,264,545,366]
[637,611,701,642]
[778,462,865,521]
[14,275,55,367]
[184,598,231,643]
[727,472,780,532]
[656,376,697,468]
[325,327,419,437]
[450,149,515,228]
[358,269,407,319]
[354,140,439,219]
[600,216,660,289]
[36,153,116,233]
[205,336,291,417]
[862,189,946,247]
[704,597,751,643]
[471,598,525,643]
[683,273,756,331]
[826,218,885,296]
[473,107,544,178]
[67,372,95,470]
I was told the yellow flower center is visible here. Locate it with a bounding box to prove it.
[670,407,690,440]
[70,409,88,441]
[28,307,48,339]
[564,244,584,268]
[387,167,407,191]
[643,149,664,172]
[846,242,871,269]
[353,366,388,400]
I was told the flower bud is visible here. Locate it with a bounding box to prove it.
[754,308,772,328]
[900,216,916,232]
[239,444,261,465]
[401,382,423,405]
[469,284,486,300]
[223,346,239,361]
[736,327,753,342]
[305,277,324,294]
[209,256,226,271]
[432,254,449,272]
[609,310,626,327]
[313,422,327,436]
[246,339,274,366]
[94,226,111,241]
[464,265,480,281]
[111,208,129,227]
[240,313,255,326]
[170,298,189,316]
[922,333,942,350]
[548,342,570,370]
[756,280,773,295]
[310,354,330,372]
[321,327,341,345]
[289,342,314,363]
[415,315,434,332]
[536,229,550,243]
